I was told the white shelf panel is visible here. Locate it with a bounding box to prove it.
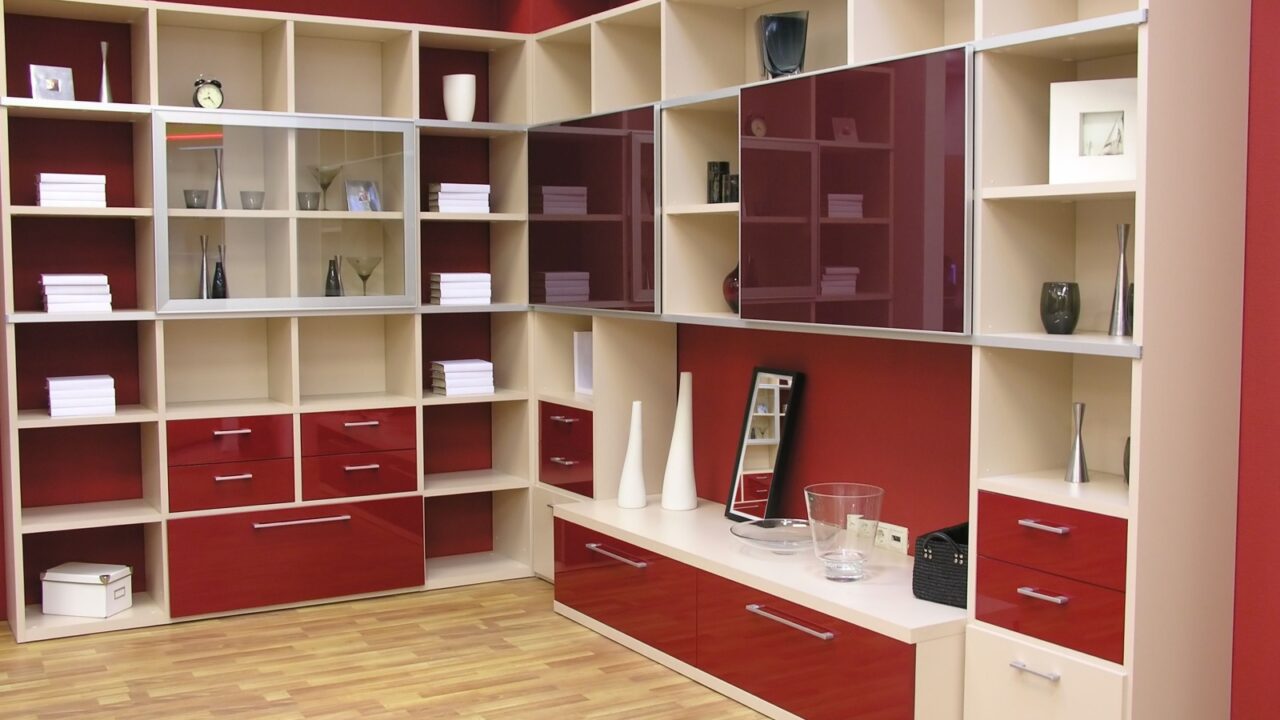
[420,303,529,315]
[2,97,151,121]
[8,206,153,218]
[981,181,1137,202]
[167,209,294,219]
[8,310,158,324]
[975,332,1141,359]
[22,499,162,534]
[420,212,527,222]
[16,406,159,429]
[297,211,404,221]
[535,389,594,412]
[418,28,528,52]
[300,392,419,413]
[423,470,530,497]
[422,388,528,406]
[22,592,167,643]
[425,552,533,591]
[977,10,1145,62]
[977,470,1130,519]
[665,202,739,216]
[165,398,294,420]
[416,119,527,137]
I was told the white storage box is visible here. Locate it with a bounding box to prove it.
[41,562,132,618]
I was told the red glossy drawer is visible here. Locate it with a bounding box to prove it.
[540,403,592,497]
[697,572,915,720]
[978,491,1127,591]
[554,519,695,665]
[168,496,424,617]
[300,407,416,457]
[167,415,293,467]
[168,458,295,512]
[975,556,1125,664]
[302,450,417,500]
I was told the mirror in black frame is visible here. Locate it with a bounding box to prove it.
[725,368,803,522]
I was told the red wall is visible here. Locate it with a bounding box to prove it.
[677,325,971,541]
[166,0,629,32]
[1232,1,1278,716]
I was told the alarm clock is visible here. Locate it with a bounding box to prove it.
[193,76,224,109]
[747,113,767,138]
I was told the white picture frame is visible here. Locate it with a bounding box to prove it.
[573,331,593,396]
[30,65,75,101]
[345,180,381,212]
[1049,78,1138,185]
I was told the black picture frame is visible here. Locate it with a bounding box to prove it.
[724,367,804,522]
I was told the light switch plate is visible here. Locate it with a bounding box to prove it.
[875,522,910,554]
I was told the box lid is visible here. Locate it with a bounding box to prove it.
[41,562,132,585]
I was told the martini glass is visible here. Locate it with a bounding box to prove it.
[308,164,342,211]
[345,256,382,296]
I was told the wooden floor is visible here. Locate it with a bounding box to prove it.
[0,579,764,719]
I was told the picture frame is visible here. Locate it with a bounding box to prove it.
[30,65,75,101]
[573,331,593,396]
[1049,78,1138,184]
[831,117,859,143]
[345,180,381,212]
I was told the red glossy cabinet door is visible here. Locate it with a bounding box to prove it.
[168,496,425,617]
[978,491,1127,591]
[301,450,417,500]
[300,407,416,456]
[554,519,695,665]
[168,458,295,512]
[167,415,293,466]
[540,403,593,497]
[975,556,1125,664]
[697,572,915,720]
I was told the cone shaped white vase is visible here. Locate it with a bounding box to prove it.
[616,400,647,509]
[661,372,698,511]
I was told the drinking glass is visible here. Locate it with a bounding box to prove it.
[345,256,382,295]
[804,483,884,582]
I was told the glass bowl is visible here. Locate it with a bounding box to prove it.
[729,518,812,555]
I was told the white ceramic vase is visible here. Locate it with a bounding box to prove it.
[617,400,647,509]
[661,372,698,511]
[443,74,477,122]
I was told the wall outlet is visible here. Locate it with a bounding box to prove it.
[875,522,910,554]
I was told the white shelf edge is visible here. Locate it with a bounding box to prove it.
[420,303,530,314]
[8,206,153,218]
[535,390,595,412]
[423,470,530,498]
[422,388,529,406]
[976,470,1131,519]
[1,96,151,120]
[416,118,528,136]
[164,399,295,420]
[299,392,420,412]
[419,212,527,222]
[16,406,160,429]
[980,181,1137,202]
[21,499,163,534]
[424,552,533,591]
[974,9,1148,54]
[22,592,168,642]
[8,310,158,324]
[665,202,739,216]
[975,332,1142,359]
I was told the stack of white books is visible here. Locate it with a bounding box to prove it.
[430,359,494,397]
[828,193,865,219]
[38,173,107,208]
[820,266,861,297]
[430,272,491,306]
[428,182,490,213]
[46,375,116,418]
[533,271,589,303]
[40,274,111,314]
[540,186,587,215]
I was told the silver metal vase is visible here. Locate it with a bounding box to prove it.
[198,234,209,299]
[1065,402,1089,484]
[211,148,227,210]
[1109,223,1132,336]
[99,41,112,103]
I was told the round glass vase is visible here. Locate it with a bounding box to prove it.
[804,482,885,582]
[1040,281,1081,335]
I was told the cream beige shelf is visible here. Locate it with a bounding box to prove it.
[535,389,594,412]
[425,552,532,590]
[976,469,1130,519]
[978,8,1143,51]
[419,303,529,315]
[422,388,528,407]
[8,311,158,324]
[0,97,151,121]
[167,209,294,219]
[9,206,153,218]
[298,391,419,412]
[975,331,1141,359]
[23,592,166,643]
[21,499,162,534]
[419,212,527,223]
[163,398,294,421]
[665,202,739,216]
[981,181,1137,202]
[15,406,160,429]
[423,469,530,498]
[416,119,528,138]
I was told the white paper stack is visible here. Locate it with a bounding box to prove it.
[428,182,490,213]
[40,274,111,313]
[828,193,865,219]
[431,359,494,397]
[46,375,116,418]
[540,186,587,215]
[38,173,107,208]
[533,271,589,303]
[430,272,491,306]
[820,266,860,297]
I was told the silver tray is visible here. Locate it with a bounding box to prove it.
[729,518,813,554]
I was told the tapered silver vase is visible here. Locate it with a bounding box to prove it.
[1065,402,1089,484]
[1109,223,1132,336]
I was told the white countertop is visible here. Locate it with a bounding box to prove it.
[554,498,966,644]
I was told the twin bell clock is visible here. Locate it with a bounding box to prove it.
[193,75,224,109]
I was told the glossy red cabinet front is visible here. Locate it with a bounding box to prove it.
[539,402,593,497]
[696,572,915,720]
[301,450,417,500]
[975,556,1125,664]
[300,407,416,456]
[978,491,1127,591]
[168,496,425,617]
[167,414,293,467]
[554,519,695,664]
[168,458,295,512]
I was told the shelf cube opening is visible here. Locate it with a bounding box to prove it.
[168,218,291,301]
[163,317,293,410]
[8,117,138,207]
[15,321,149,411]
[11,217,145,311]
[297,314,417,404]
[5,11,141,103]
[156,12,288,112]
[294,24,416,118]
[19,424,158,508]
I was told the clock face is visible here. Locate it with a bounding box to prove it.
[194,82,224,109]
[749,115,767,138]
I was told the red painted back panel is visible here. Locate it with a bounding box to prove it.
[8,118,135,207]
[419,48,490,122]
[11,218,140,311]
[23,525,148,605]
[15,322,141,411]
[20,425,142,508]
[5,14,134,103]
[422,404,493,475]
[420,222,491,301]
[424,493,493,557]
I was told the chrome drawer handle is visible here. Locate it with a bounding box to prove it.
[1018,518,1071,535]
[745,604,835,641]
[549,415,580,424]
[1017,586,1070,605]
[212,428,252,437]
[550,457,579,466]
[253,514,351,529]
[1009,660,1061,683]
[344,464,381,472]
[213,473,253,482]
[344,420,381,428]
[585,542,647,568]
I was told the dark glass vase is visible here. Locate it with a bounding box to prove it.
[758,12,808,78]
[210,261,227,299]
[1040,281,1080,334]
[325,259,342,297]
[723,265,740,313]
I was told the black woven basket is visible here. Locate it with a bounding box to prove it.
[912,522,968,608]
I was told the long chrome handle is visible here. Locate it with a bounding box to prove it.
[585,542,647,568]
[550,457,579,466]
[213,473,253,482]
[212,428,252,437]
[1017,586,1070,605]
[253,515,351,529]
[549,415,579,424]
[344,420,381,428]
[343,464,381,472]
[744,604,835,641]
[1009,660,1061,683]
[1018,518,1070,535]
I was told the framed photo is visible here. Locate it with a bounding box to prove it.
[345,180,381,212]
[30,65,75,101]
[831,117,859,143]
[1049,78,1138,184]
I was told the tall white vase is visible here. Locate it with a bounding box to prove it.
[443,74,477,122]
[616,400,647,509]
[661,372,698,511]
